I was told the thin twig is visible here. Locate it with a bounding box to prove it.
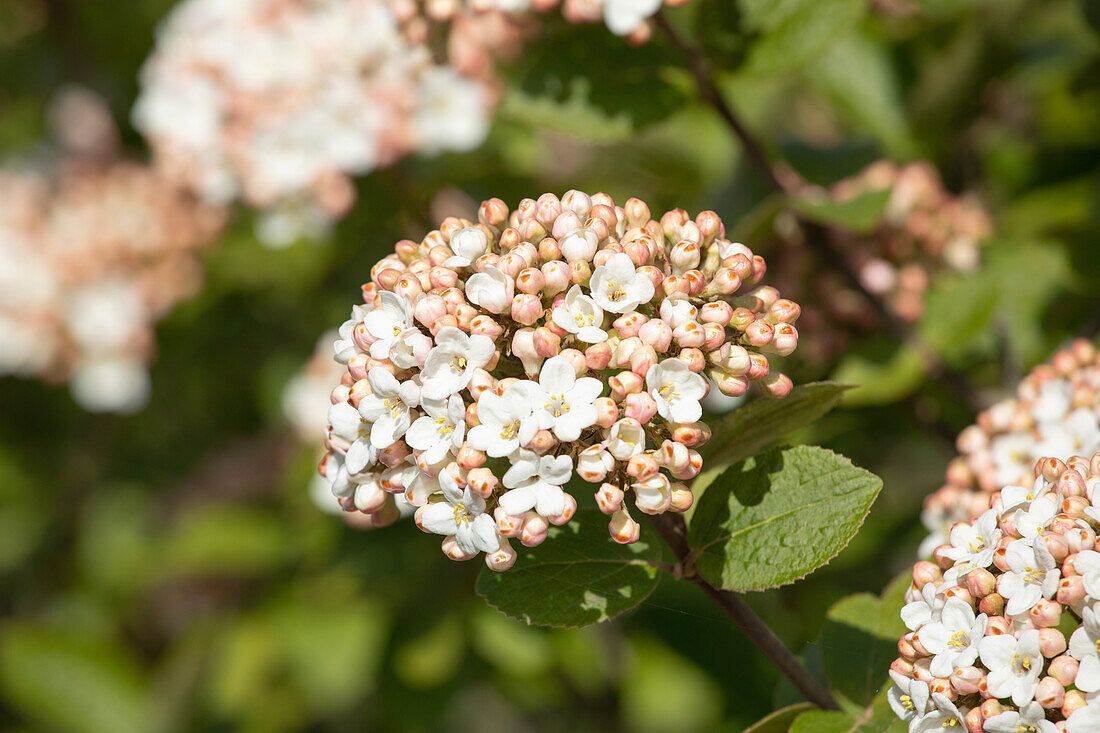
[648,513,840,710]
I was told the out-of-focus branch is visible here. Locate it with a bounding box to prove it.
[648,513,840,711]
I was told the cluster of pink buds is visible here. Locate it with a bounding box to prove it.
[0,88,225,413]
[920,340,1100,558]
[769,160,992,363]
[317,190,800,570]
[133,0,494,248]
[890,451,1100,732]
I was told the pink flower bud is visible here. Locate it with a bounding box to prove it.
[951,666,983,695]
[670,240,701,274]
[569,259,592,285]
[624,238,652,267]
[512,329,542,375]
[623,197,650,227]
[578,446,614,483]
[521,513,550,547]
[966,568,997,598]
[467,468,498,498]
[596,483,625,514]
[624,391,658,423]
[768,323,799,357]
[677,348,706,373]
[671,422,710,447]
[712,372,749,397]
[1048,654,1079,686]
[485,541,517,572]
[744,319,775,347]
[457,444,486,470]
[1056,575,1086,606]
[559,348,587,376]
[379,441,410,467]
[614,311,648,339]
[913,561,942,587]
[549,494,577,526]
[609,509,640,544]
[1062,689,1087,719]
[629,344,658,377]
[541,260,571,297]
[761,372,794,399]
[662,274,691,298]
[441,535,478,561]
[610,371,643,400]
[479,197,509,231]
[637,265,664,294]
[562,189,592,218]
[963,708,983,733]
[672,321,706,348]
[978,592,1005,617]
[509,294,542,325]
[1036,676,1065,709]
[494,507,525,538]
[516,267,545,295]
[746,353,770,381]
[1038,627,1067,657]
[585,342,613,371]
[525,429,557,454]
[638,319,673,352]
[627,452,660,481]
[670,485,694,512]
[595,397,619,428]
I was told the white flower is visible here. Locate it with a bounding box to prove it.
[602,0,662,36]
[942,508,1001,584]
[551,285,607,343]
[984,702,1058,733]
[413,66,489,156]
[901,582,945,631]
[405,395,465,465]
[1066,702,1100,733]
[559,228,598,261]
[533,355,602,442]
[1000,476,1052,512]
[991,432,1040,487]
[358,368,419,450]
[999,539,1060,617]
[1013,496,1057,544]
[443,226,488,268]
[465,266,513,314]
[1077,550,1100,599]
[466,381,540,457]
[333,305,367,364]
[607,418,646,461]
[321,453,383,512]
[978,628,1043,706]
[390,328,432,369]
[588,252,654,313]
[647,358,707,423]
[916,598,987,678]
[326,401,376,474]
[633,473,671,514]
[420,327,494,400]
[363,291,414,360]
[417,469,499,555]
[1037,407,1100,459]
[659,297,698,328]
[499,450,572,518]
[887,670,930,729]
[1069,604,1100,692]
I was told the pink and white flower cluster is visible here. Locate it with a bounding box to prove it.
[317,190,800,570]
[891,452,1100,732]
[0,89,225,413]
[133,0,493,247]
[920,340,1100,558]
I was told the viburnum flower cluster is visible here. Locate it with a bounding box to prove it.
[920,340,1100,558]
[133,0,493,248]
[890,451,1100,733]
[0,88,224,413]
[770,161,993,363]
[318,190,800,570]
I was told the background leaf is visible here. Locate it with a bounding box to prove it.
[688,446,882,591]
[743,0,866,74]
[744,702,815,733]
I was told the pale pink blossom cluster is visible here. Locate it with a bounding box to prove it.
[133,0,494,248]
[771,161,993,363]
[891,452,1100,733]
[920,340,1100,558]
[401,0,695,43]
[317,190,800,570]
[0,90,225,413]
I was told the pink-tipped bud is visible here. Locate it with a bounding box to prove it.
[577,446,614,483]
[1048,654,1079,686]
[596,483,625,514]
[670,484,694,512]
[761,372,794,399]
[1036,676,1065,709]
[950,666,983,695]
[510,294,542,325]
[512,329,542,375]
[441,535,477,561]
[609,509,640,544]
[669,240,701,274]
[677,348,706,373]
[1062,689,1087,720]
[1039,627,1067,657]
[485,540,517,572]
[521,513,550,547]
[594,397,619,428]
[549,494,577,526]
[978,593,1006,617]
[610,371,643,400]
[913,561,943,588]
[768,323,799,356]
[672,321,706,348]
[614,311,648,339]
[966,568,997,598]
[469,315,504,341]
[638,319,673,352]
[494,507,525,538]
[629,344,658,377]
[627,452,660,481]
[585,341,613,371]
[1056,575,1086,606]
[541,260,571,296]
[467,468,498,499]
[963,708,983,733]
[744,319,775,347]
[624,391,658,423]
[516,267,545,295]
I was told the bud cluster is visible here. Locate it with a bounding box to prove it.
[133,0,494,248]
[890,452,1100,733]
[769,160,992,363]
[318,190,800,569]
[0,89,225,413]
[920,340,1100,558]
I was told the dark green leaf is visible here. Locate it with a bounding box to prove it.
[791,188,891,234]
[744,0,866,74]
[699,382,853,469]
[744,702,815,733]
[688,446,882,591]
[477,506,662,628]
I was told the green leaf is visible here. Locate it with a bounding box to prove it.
[0,624,153,733]
[744,0,867,75]
[158,505,291,578]
[822,573,909,707]
[476,506,662,628]
[831,343,926,407]
[791,709,904,733]
[791,189,891,234]
[699,382,853,469]
[621,636,723,733]
[688,446,882,592]
[744,702,815,733]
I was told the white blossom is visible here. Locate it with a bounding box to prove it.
[551,284,607,343]
[917,597,987,678]
[326,401,376,474]
[1066,702,1100,733]
[363,291,415,360]
[1075,549,1100,599]
[901,582,945,632]
[421,327,494,400]
[500,450,572,518]
[942,508,1001,584]
[465,266,513,313]
[466,381,540,457]
[647,358,707,423]
[886,670,930,730]
[405,395,465,465]
[984,702,1058,733]
[358,368,419,449]
[443,226,488,268]
[978,628,1043,706]
[417,469,499,555]
[1069,604,1100,692]
[588,252,654,313]
[1000,539,1060,617]
[533,355,602,442]
[602,0,662,36]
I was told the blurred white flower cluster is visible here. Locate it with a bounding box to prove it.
[133,0,493,248]
[0,88,225,413]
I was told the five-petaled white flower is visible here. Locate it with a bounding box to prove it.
[421,327,495,400]
[999,539,1059,617]
[1000,476,1051,512]
[588,252,655,313]
[552,285,607,343]
[901,582,945,632]
[984,702,1058,733]
[363,291,415,360]
[647,358,707,424]
[499,450,572,518]
[1013,496,1057,545]
[326,401,377,474]
[978,628,1043,706]
[416,469,499,555]
[465,266,513,314]
[602,0,662,36]
[467,381,540,457]
[405,395,465,465]
[534,355,602,442]
[443,226,488,268]
[887,670,930,730]
[916,597,987,678]
[358,368,419,450]
[942,508,1001,584]
[1069,604,1100,692]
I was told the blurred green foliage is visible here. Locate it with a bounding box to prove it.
[2,0,1100,730]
